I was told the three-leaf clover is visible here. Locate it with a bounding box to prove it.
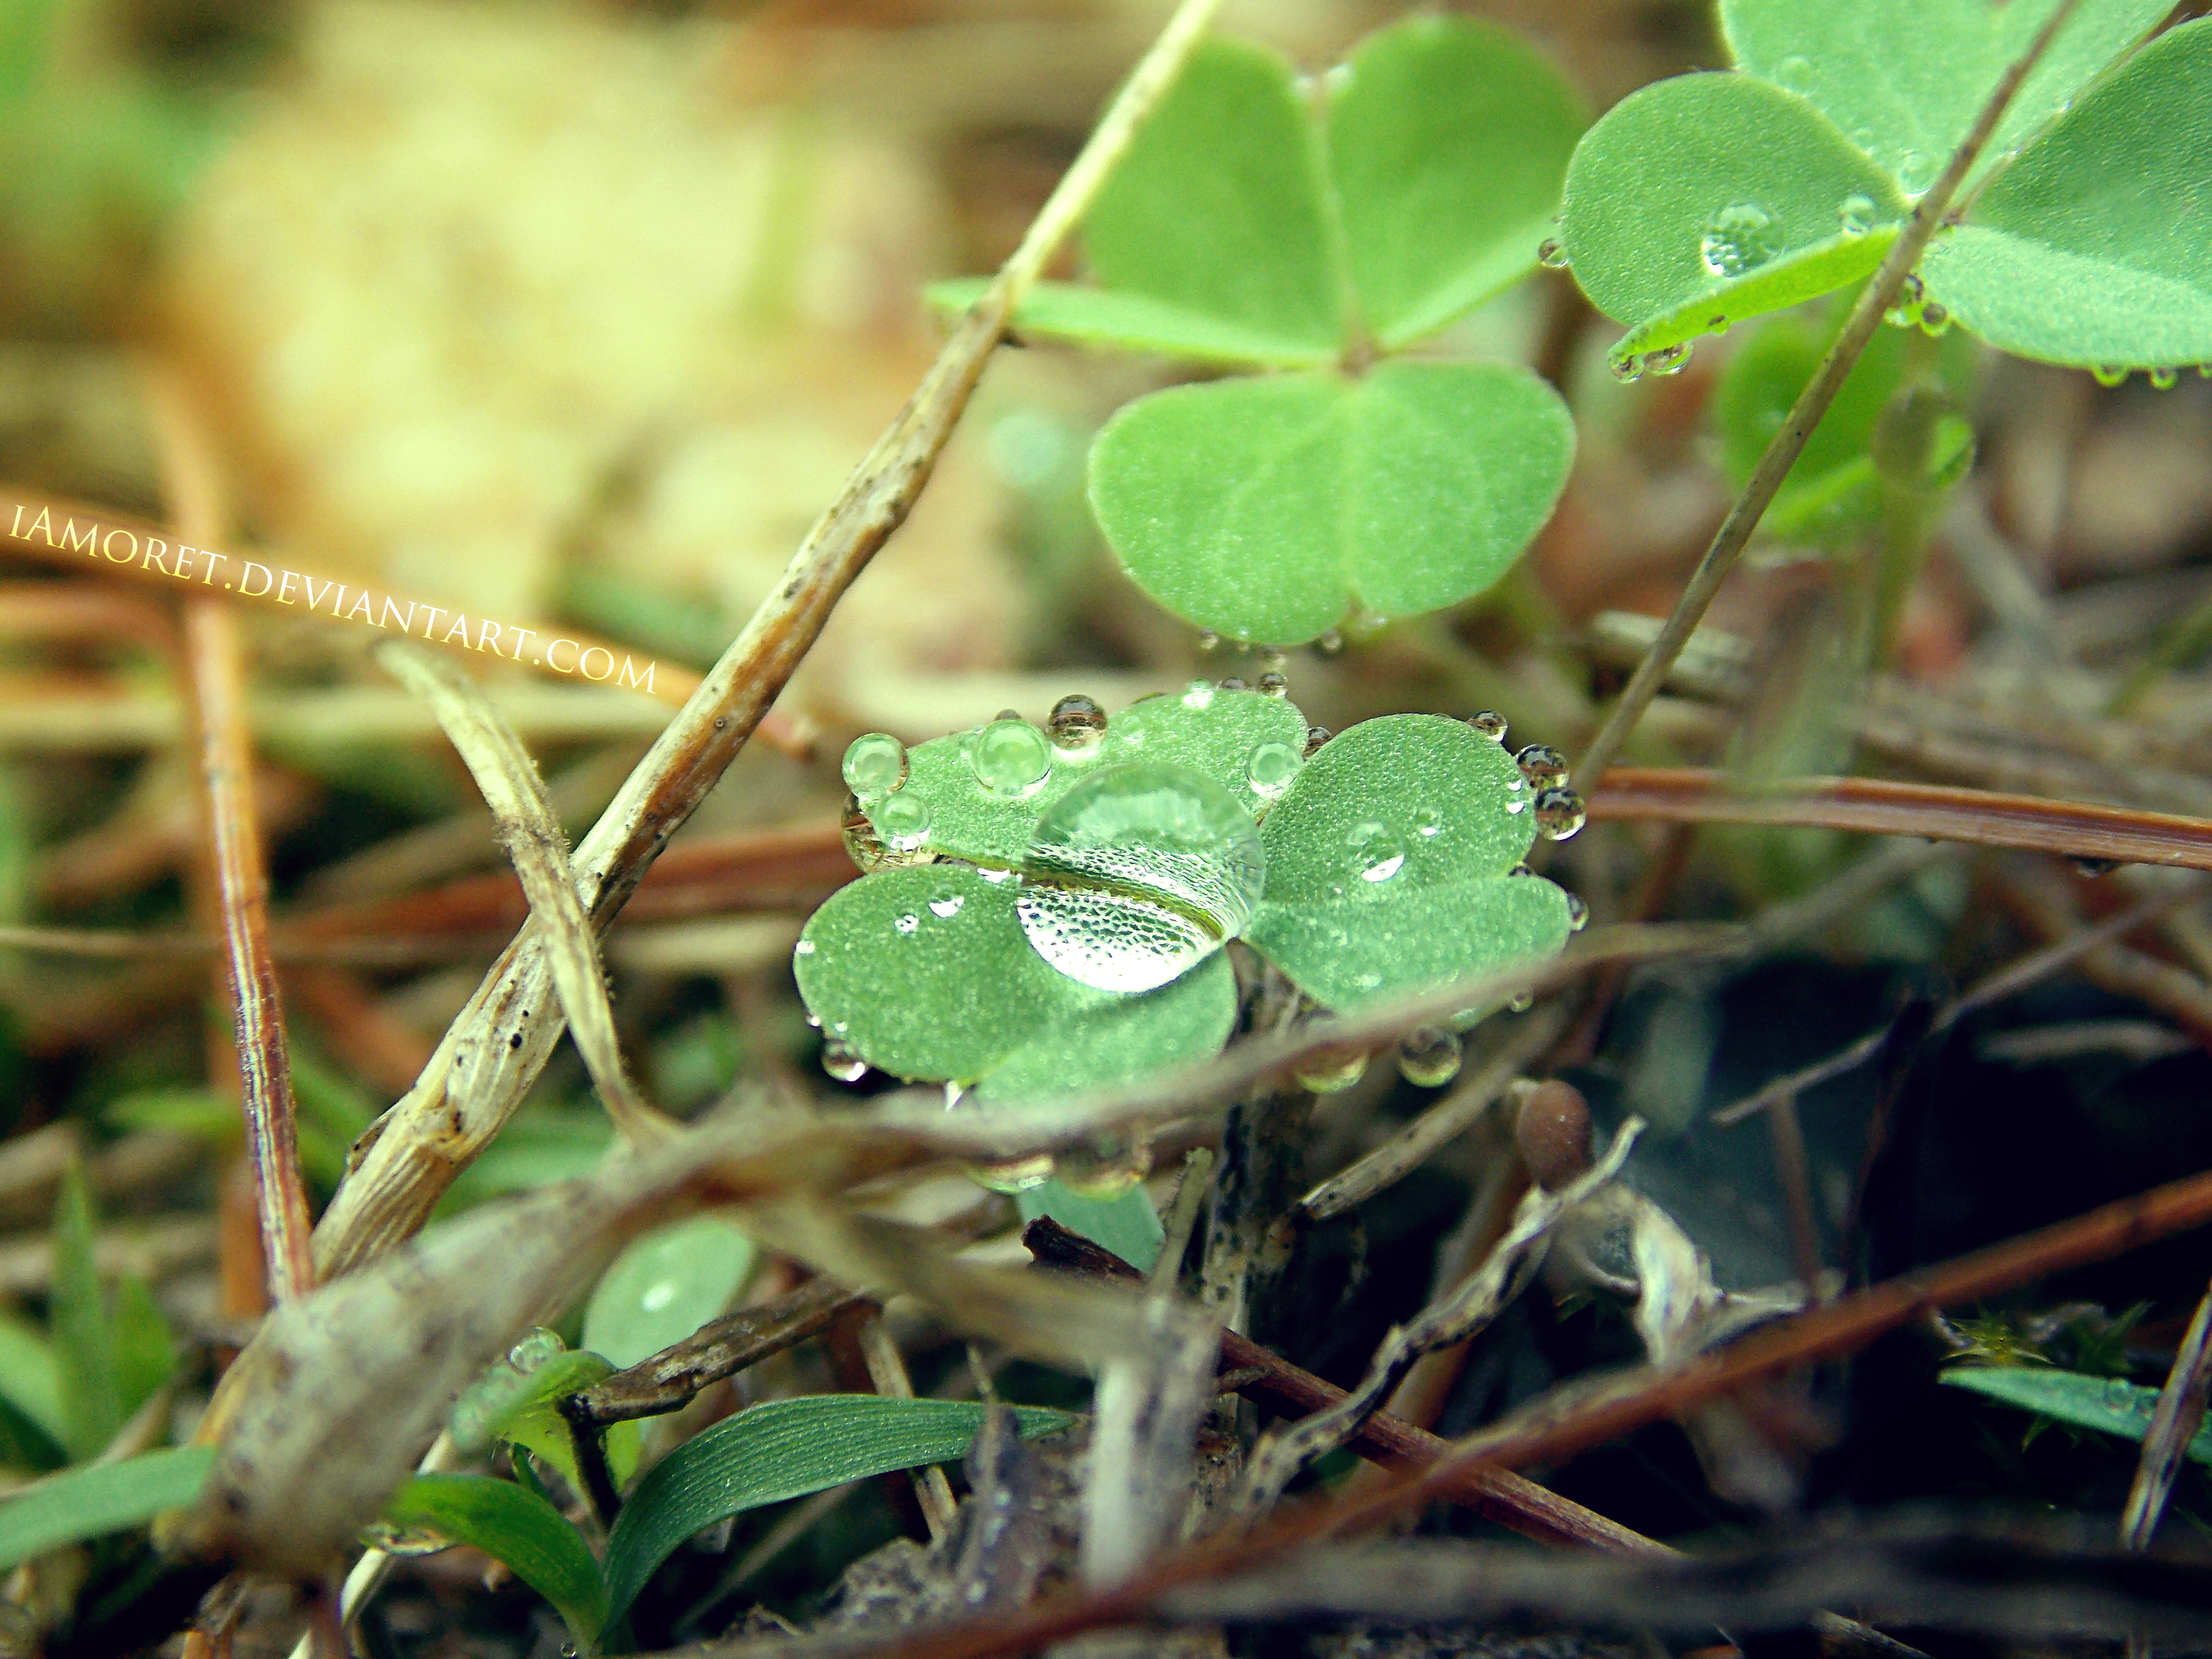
[795,687,1579,1103]
[934,17,1586,646]
[1559,0,2208,379]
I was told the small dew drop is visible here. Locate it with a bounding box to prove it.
[2151,366,2179,391]
[1055,1134,1154,1199]
[1506,797,1528,815]
[1709,314,1730,336]
[1197,629,1221,653]
[968,716,1052,796]
[1533,787,1587,840]
[508,1328,565,1372]
[873,789,933,850]
[928,893,965,919]
[1316,629,1345,657]
[1467,710,1508,742]
[821,1038,869,1083]
[2071,856,2121,878]
[1609,354,1644,384]
[1245,741,1303,800]
[1774,53,1812,92]
[1257,670,1289,697]
[1397,1026,1463,1089]
[1700,201,1782,278]
[1346,821,1407,884]
[1515,744,1570,791]
[1896,148,1936,194]
[1508,862,1533,878]
[894,913,919,935]
[2093,364,2128,388]
[1538,237,1570,269]
[1303,724,1332,758]
[1836,192,1876,238]
[841,732,908,798]
[1048,693,1107,752]
[1644,342,1692,377]
[968,1153,1056,1193]
[977,866,1013,884]
[1918,300,1950,336]
[793,938,816,957]
[1182,678,1217,709]
[1295,1043,1369,1095]
[1218,675,1249,692]
[842,793,889,871]
[1507,991,1535,1013]
[1413,806,1443,838]
[1564,892,1590,932]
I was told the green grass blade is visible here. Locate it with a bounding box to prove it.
[0,1444,214,1573]
[51,1163,118,1461]
[384,1473,609,1646]
[0,1308,64,1449]
[1942,1365,2212,1464]
[601,1396,1070,1625]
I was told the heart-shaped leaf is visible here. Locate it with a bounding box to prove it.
[1721,0,2168,193]
[383,1473,609,1646]
[793,864,1237,1098]
[1081,36,1341,361]
[1245,714,1572,1011]
[1920,20,2212,373]
[1559,72,1908,367]
[1088,362,1573,645]
[926,276,1338,368]
[584,1216,757,1371]
[1326,15,1587,349]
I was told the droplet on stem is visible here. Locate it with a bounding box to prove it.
[821,1038,869,1084]
[1295,1043,1369,1094]
[1538,237,1570,269]
[1397,1026,1463,1088]
[842,732,908,798]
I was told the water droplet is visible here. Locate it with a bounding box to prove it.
[822,1038,869,1083]
[1516,744,1570,790]
[1257,671,1289,697]
[1048,693,1107,752]
[1303,725,1332,758]
[508,1328,565,1371]
[2071,856,2120,878]
[1533,787,1586,840]
[1896,149,1936,194]
[1316,629,1345,657]
[1774,53,1812,92]
[2151,366,2179,391]
[1538,237,1569,268]
[842,793,890,872]
[1700,201,1782,278]
[968,716,1052,796]
[1837,192,1876,237]
[1016,762,1265,993]
[805,1010,822,1028]
[978,866,1013,884]
[928,893,965,918]
[1467,710,1508,742]
[1295,1043,1369,1094]
[1609,354,1644,384]
[1346,821,1407,884]
[969,1153,1055,1193]
[1245,741,1302,800]
[842,732,908,797]
[894,912,919,935]
[1505,797,1527,815]
[1197,629,1221,653]
[1397,1026,1463,1088]
[2093,364,2128,388]
[793,938,816,958]
[1182,678,1216,709]
[1413,806,1443,838]
[1056,1134,1154,1199]
[1509,862,1533,878]
[1708,315,1730,335]
[1218,675,1249,692]
[1918,300,1951,336]
[1507,991,1535,1013]
[1565,892,1589,931]
[1644,341,1692,377]
[873,789,932,850]
[1884,271,1926,329]
[1258,646,1288,672]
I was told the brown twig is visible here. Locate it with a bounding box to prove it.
[2120,1276,2212,1552]
[1572,0,2088,788]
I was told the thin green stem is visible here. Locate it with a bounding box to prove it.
[1573,0,2090,789]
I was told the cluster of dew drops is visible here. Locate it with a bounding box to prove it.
[812,649,1591,1113]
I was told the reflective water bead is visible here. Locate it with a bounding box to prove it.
[1048,693,1107,751]
[821,1038,869,1083]
[969,716,1052,796]
[1609,354,1644,384]
[1564,892,1589,932]
[1182,678,1216,709]
[1346,821,1406,884]
[508,1328,565,1372]
[1017,762,1266,993]
[1774,53,1811,92]
[1918,301,1950,336]
[2151,366,2179,391]
[1397,1026,1463,1089]
[894,913,919,935]
[794,939,816,959]
[1245,741,1302,799]
[1837,192,1876,237]
[873,789,932,849]
[2093,364,2128,388]
[1538,237,1570,268]
[1508,862,1533,878]
[1644,342,1692,377]
[1700,201,1782,278]
[928,893,965,918]
[1515,744,1570,790]
[841,732,908,798]
[1295,1043,1369,1094]
[1055,1134,1154,1199]
[1533,787,1587,840]
[1257,671,1289,697]
[1197,629,1221,652]
[968,1153,1056,1193]
[1467,710,1508,742]
[1303,725,1332,758]
[1316,629,1345,657]
[1218,675,1249,692]
[1507,991,1535,1013]
[1896,149,1936,194]
[1413,806,1443,838]
[841,793,890,872]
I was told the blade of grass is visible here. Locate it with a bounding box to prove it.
[380,1472,608,1647]
[374,641,675,1146]
[1572,0,2090,790]
[0,1444,215,1572]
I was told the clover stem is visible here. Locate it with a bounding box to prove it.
[1571,0,2090,792]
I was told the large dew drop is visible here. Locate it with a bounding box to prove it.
[842,732,907,797]
[968,716,1052,796]
[1700,202,1782,279]
[1016,762,1265,993]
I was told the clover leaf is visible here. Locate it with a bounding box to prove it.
[1558,0,2201,379]
[929,17,1585,646]
[797,693,1578,1100]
